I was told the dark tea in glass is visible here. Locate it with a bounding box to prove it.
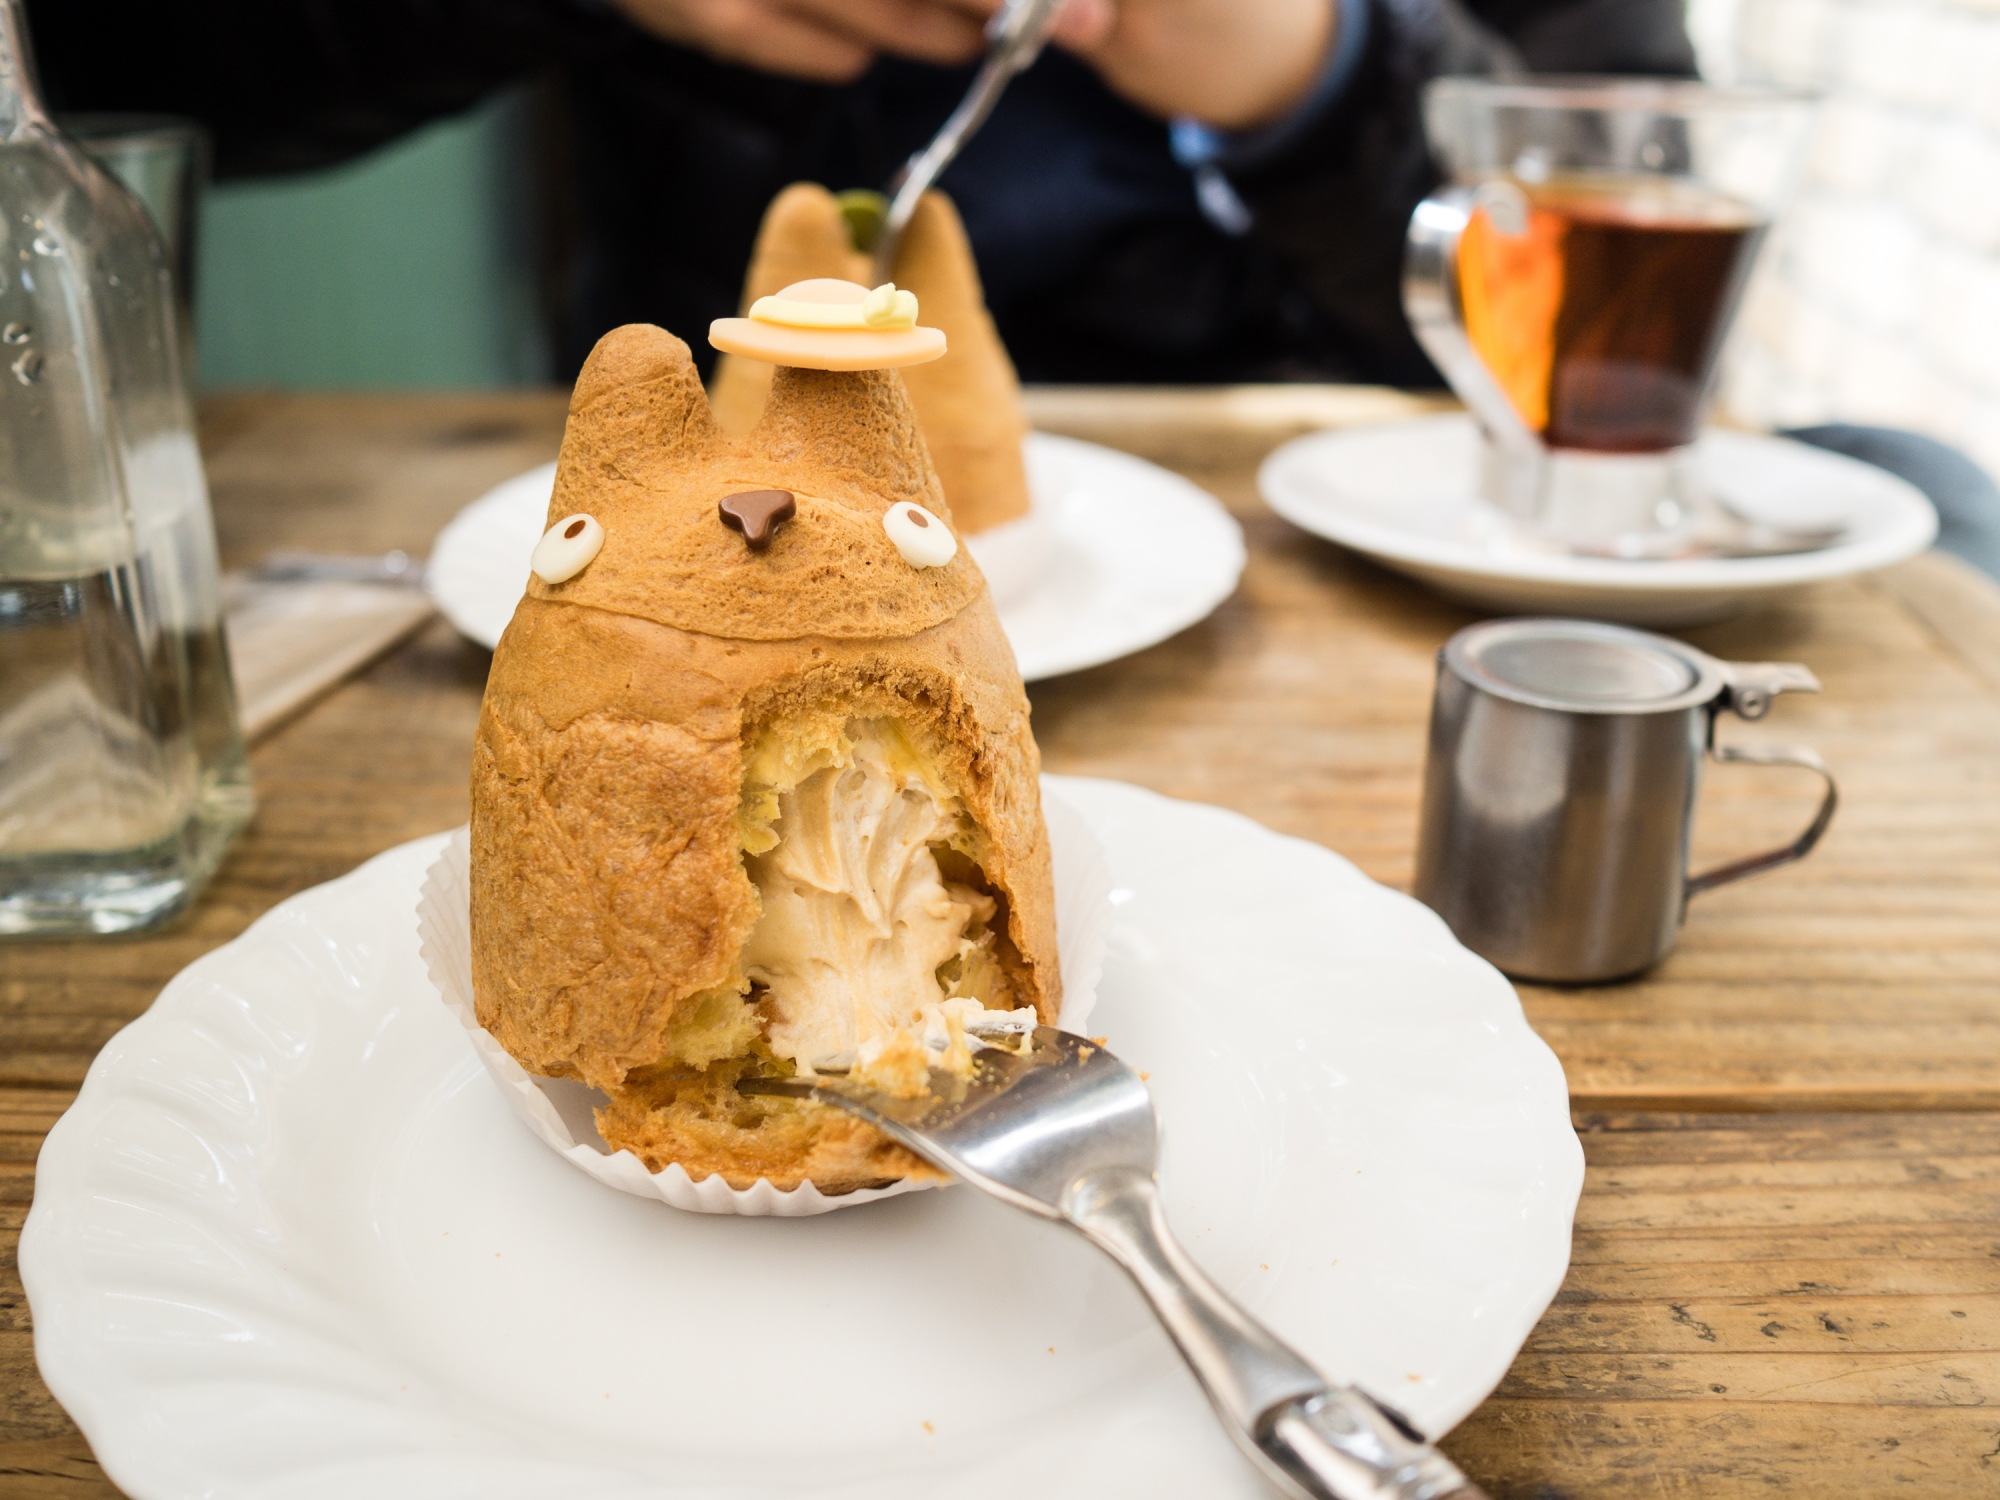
[1407,77,1813,545]
[1457,178,1766,454]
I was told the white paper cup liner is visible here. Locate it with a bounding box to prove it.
[416,779,1112,1216]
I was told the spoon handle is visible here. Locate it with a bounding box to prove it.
[1064,1166,1486,1500]
[872,0,1064,281]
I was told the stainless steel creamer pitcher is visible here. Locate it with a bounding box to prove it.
[1413,618,1836,983]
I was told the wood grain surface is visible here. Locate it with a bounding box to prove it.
[5,388,1998,1498]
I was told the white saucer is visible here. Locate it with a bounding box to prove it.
[25,778,1578,1500]
[1259,413,1938,625]
[427,434,1245,681]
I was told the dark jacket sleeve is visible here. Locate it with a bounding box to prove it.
[25,0,1697,384]
[24,0,618,177]
[1225,0,1697,384]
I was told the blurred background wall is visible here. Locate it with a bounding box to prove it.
[1693,0,2000,482]
[181,0,2000,496]
[191,89,548,391]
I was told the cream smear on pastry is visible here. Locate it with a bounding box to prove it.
[749,277,919,330]
[739,717,1034,1087]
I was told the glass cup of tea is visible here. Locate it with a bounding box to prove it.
[1404,77,1815,555]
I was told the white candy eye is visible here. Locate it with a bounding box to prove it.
[531,513,604,584]
[883,502,956,568]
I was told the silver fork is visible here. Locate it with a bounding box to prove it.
[870,0,1066,282]
[741,1027,1488,1500]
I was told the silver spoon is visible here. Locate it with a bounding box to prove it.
[870,0,1066,282]
[1571,502,1848,561]
[742,1026,1488,1500]
[1514,500,1848,562]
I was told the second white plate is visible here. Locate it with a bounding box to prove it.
[428,434,1245,681]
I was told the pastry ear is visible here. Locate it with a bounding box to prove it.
[710,184,867,437]
[745,183,868,298]
[888,190,1032,535]
[567,324,720,466]
[892,192,986,306]
[751,366,950,518]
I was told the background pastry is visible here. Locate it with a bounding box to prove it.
[709,184,1033,539]
[469,317,1060,1196]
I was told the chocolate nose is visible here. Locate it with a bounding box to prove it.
[718,489,798,551]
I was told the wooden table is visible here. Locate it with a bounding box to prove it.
[7,389,2000,1497]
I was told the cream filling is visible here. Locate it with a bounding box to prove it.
[740,720,1031,1078]
[749,282,919,330]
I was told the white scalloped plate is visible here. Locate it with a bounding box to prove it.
[1260,413,1937,626]
[426,434,1246,681]
[24,778,1579,1500]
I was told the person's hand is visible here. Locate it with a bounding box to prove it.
[607,0,993,82]
[1055,0,1336,130]
[607,0,1334,131]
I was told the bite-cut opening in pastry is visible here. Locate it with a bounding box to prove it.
[595,709,1040,1192]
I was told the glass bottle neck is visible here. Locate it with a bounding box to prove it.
[0,0,49,139]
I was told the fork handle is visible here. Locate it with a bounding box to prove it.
[1064,1167,1486,1500]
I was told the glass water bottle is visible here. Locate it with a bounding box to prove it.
[0,1,252,935]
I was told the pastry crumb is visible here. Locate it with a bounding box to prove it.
[852,1030,933,1098]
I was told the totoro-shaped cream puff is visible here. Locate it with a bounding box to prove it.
[709,184,1033,538]
[470,312,1060,1196]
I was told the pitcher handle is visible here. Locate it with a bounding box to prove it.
[1685,741,1839,899]
[1402,183,1545,515]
